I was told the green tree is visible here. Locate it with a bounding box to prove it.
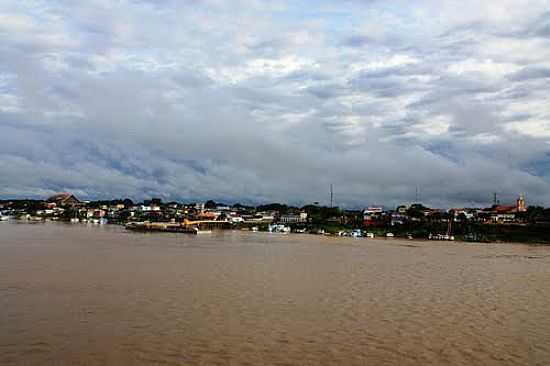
[205,200,217,209]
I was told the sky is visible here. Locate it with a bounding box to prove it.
[1,0,550,208]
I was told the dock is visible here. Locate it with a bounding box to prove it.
[125,219,231,234]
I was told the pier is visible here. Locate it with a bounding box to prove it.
[125,219,231,234]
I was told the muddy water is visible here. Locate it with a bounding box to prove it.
[1,222,549,365]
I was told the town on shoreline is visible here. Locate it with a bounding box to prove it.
[1,193,550,244]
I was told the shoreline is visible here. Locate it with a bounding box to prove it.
[3,220,550,246]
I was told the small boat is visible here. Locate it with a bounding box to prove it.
[366,232,375,238]
[268,224,290,233]
[386,232,394,238]
[351,229,362,238]
[428,233,455,241]
[193,227,212,234]
[0,215,10,221]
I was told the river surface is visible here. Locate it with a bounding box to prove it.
[1,222,549,365]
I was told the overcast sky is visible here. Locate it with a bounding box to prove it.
[1,0,550,208]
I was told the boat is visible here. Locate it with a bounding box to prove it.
[251,226,259,232]
[366,232,375,238]
[351,229,362,238]
[125,221,212,235]
[268,224,290,233]
[386,232,394,238]
[193,227,212,234]
[428,220,455,241]
[0,215,10,221]
[428,233,455,241]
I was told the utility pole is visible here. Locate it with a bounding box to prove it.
[330,184,333,208]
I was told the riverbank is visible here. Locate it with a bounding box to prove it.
[3,220,549,246]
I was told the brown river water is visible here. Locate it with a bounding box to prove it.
[1,222,549,365]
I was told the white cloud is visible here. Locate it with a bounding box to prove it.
[506,120,550,139]
[0,13,34,32]
[1,0,550,207]
[447,59,519,78]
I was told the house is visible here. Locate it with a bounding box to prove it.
[363,206,384,227]
[279,212,308,224]
[396,205,408,214]
[491,205,517,223]
[47,193,80,207]
[391,212,406,226]
[198,211,220,220]
[243,211,276,223]
[484,196,527,224]
[256,211,277,222]
[449,208,475,221]
[86,209,106,218]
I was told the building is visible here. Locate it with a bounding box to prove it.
[391,212,406,226]
[485,195,527,224]
[243,211,277,223]
[396,205,408,214]
[198,211,220,220]
[449,208,476,221]
[489,205,517,223]
[517,195,527,212]
[279,212,308,224]
[86,209,106,218]
[363,207,384,227]
[47,193,80,207]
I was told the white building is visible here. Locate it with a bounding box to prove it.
[278,212,308,224]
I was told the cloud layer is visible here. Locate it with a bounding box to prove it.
[1,0,550,208]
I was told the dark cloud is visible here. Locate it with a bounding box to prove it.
[342,35,374,48]
[509,66,550,81]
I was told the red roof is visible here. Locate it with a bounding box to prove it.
[494,205,516,214]
[47,192,79,204]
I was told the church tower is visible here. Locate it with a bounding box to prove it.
[516,195,526,212]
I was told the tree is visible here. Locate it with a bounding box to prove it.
[205,200,217,209]
[256,203,290,214]
[406,204,427,219]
